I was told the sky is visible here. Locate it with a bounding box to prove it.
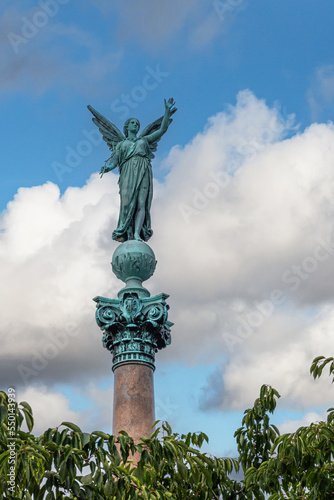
[1,0,334,457]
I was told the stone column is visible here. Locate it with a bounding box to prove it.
[93,240,172,440]
[113,363,155,439]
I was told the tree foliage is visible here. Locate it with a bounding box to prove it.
[1,356,333,499]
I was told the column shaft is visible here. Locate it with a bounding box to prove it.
[113,363,155,440]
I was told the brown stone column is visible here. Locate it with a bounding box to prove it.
[113,362,155,441]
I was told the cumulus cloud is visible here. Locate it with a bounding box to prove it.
[17,383,113,435]
[1,90,334,414]
[1,174,121,387]
[154,90,334,409]
[17,386,80,435]
[218,309,334,410]
[278,411,327,435]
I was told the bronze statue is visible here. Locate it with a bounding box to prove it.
[88,98,176,242]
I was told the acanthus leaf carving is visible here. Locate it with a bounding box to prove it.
[93,292,172,371]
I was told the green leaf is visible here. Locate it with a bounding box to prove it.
[0,405,7,425]
[164,441,177,459]
[271,424,280,436]
[92,430,109,439]
[63,445,72,462]
[72,431,80,449]
[59,460,68,482]
[200,432,209,444]
[44,441,59,451]
[141,485,149,500]
[105,480,114,496]
[29,456,44,484]
[22,408,34,432]
[81,472,93,485]
[85,485,94,500]
[133,460,144,483]
[162,422,172,435]
[0,450,10,469]
[72,480,81,496]
[67,455,76,482]
[29,443,51,460]
[0,391,8,403]
[225,458,233,474]
[177,460,188,481]
[60,421,82,433]
[53,431,61,445]
[24,453,31,483]
[20,401,33,414]
[150,427,159,439]
[90,461,96,475]
[82,432,91,447]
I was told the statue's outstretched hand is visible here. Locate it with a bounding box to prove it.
[100,165,107,178]
[100,155,118,177]
[164,97,176,113]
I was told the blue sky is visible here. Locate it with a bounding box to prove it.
[1,0,334,457]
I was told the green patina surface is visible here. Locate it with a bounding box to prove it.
[112,239,156,296]
[94,240,172,370]
[90,96,176,368]
[94,292,172,371]
[88,98,176,243]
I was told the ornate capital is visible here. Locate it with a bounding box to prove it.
[93,292,172,371]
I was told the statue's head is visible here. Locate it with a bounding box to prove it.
[123,118,140,137]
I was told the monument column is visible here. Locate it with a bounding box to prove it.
[94,240,172,440]
[89,97,176,441]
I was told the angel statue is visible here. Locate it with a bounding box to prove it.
[87,98,176,243]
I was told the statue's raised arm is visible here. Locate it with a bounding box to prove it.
[88,98,177,242]
[140,98,177,149]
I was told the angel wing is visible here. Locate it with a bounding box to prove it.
[139,107,177,158]
[87,105,125,153]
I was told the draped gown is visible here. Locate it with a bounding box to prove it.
[112,137,153,242]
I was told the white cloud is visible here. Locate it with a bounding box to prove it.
[197,308,334,411]
[278,411,327,435]
[114,0,200,48]
[18,385,81,435]
[308,64,334,119]
[188,13,222,49]
[154,90,334,408]
[0,3,122,95]
[17,383,113,435]
[110,0,234,51]
[0,173,120,387]
[1,90,334,414]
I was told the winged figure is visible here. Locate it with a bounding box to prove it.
[87,98,176,243]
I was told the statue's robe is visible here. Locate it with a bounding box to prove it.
[112,138,153,242]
